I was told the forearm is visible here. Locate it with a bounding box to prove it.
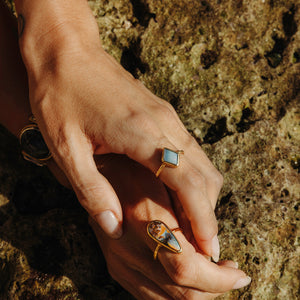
[0,1,30,136]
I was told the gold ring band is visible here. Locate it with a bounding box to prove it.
[155,163,166,177]
[153,244,162,260]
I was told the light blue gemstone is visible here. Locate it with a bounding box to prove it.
[163,148,178,166]
[148,220,182,253]
[167,235,181,252]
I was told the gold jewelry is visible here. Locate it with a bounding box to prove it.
[19,115,51,166]
[147,220,182,260]
[155,148,184,177]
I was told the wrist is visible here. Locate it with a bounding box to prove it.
[15,0,101,74]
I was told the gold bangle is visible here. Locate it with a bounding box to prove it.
[19,115,51,166]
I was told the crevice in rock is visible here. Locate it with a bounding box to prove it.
[265,37,285,68]
[201,50,218,69]
[235,43,248,51]
[293,49,300,63]
[290,156,300,173]
[282,5,297,37]
[265,5,297,68]
[200,1,213,13]
[169,95,181,111]
[130,0,156,27]
[277,106,286,121]
[236,108,256,133]
[203,117,232,144]
[257,90,267,97]
[219,191,233,206]
[120,40,149,78]
[253,54,261,64]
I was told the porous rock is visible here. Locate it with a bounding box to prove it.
[0,0,299,299]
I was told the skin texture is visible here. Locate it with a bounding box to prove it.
[0,2,251,298]
[13,0,224,259]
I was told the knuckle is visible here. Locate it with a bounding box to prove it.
[214,170,224,187]
[184,134,198,149]
[76,184,103,208]
[159,102,177,119]
[181,291,199,300]
[163,101,176,113]
[173,289,196,300]
[208,169,224,189]
[169,258,190,286]
[171,289,189,300]
[185,169,206,190]
[129,110,159,134]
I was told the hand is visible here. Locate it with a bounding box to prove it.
[89,155,250,299]
[16,0,223,259]
[0,6,251,299]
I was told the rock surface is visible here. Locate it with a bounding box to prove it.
[1,0,299,299]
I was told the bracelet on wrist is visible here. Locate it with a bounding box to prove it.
[19,115,51,166]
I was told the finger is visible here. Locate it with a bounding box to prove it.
[157,113,223,209]
[151,123,221,258]
[181,142,223,209]
[47,159,71,188]
[126,258,224,300]
[157,155,218,259]
[90,218,224,300]
[129,210,250,293]
[55,134,123,239]
[148,97,223,209]
[125,207,250,294]
[156,232,251,293]
[125,250,225,300]
[217,260,239,269]
[113,261,172,300]
[169,189,199,250]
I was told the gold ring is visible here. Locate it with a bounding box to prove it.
[155,148,184,177]
[147,220,182,260]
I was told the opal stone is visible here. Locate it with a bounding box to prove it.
[20,127,50,159]
[162,148,179,166]
[147,220,181,253]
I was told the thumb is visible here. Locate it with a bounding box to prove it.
[58,138,123,239]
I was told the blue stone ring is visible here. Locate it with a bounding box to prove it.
[155,148,184,177]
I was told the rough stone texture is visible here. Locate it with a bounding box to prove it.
[1,0,299,299]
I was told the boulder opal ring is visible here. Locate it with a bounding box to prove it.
[155,148,184,177]
[19,115,52,167]
[147,220,182,260]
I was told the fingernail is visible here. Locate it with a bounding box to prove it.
[94,210,122,239]
[233,276,251,289]
[233,261,239,269]
[211,235,220,262]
